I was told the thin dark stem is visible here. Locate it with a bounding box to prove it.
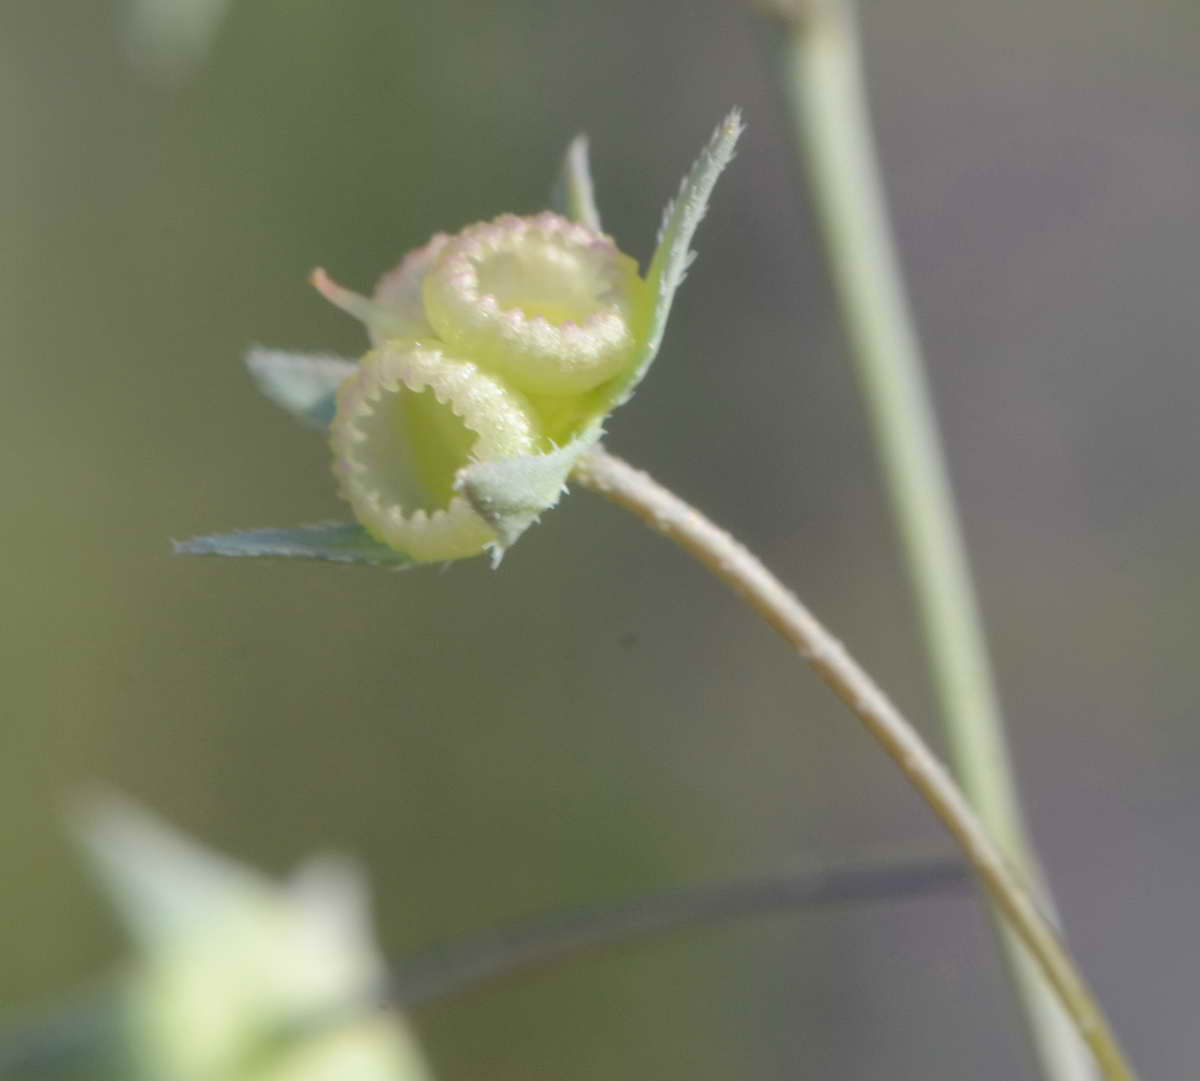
[269,856,965,1054]
[0,858,967,1078]
[389,855,965,1007]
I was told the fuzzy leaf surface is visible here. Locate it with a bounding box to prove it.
[611,108,744,407]
[457,424,604,558]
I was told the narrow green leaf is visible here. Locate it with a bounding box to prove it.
[245,349,356,431]
[613,109,745,405]
[550,135,603,232]
[466,112,743,563]
[174,523,413,566]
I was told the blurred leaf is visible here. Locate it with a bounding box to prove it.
[74,790,268,947]
[245,350,356,432]
[72,793,434,1081]
[0,985,126,1081]
[120,0,234,86]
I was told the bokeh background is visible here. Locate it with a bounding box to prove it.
[3,1,1198,1078]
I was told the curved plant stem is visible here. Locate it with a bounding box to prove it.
[572,446,1136,1081]
[758,2,1097,1078]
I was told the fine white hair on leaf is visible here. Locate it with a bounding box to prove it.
[457,421,605,557]
[652,108,746,302]
[610,108,745,408]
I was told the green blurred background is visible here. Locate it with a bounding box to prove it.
[3,1,1199,1078]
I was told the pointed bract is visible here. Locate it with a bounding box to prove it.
[457,422,604,560]
[612,108,745,407]
[551,135,603,233]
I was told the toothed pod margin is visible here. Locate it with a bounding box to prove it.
[421,212,645,395]
[331,343,541,561]
[186,111,744,567]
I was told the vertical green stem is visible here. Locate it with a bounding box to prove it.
[765,2,1097,1078]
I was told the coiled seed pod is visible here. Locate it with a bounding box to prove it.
[182,111,743,567]
[330,343,540,562]
[421,212,643,396]
[314,212,647,560]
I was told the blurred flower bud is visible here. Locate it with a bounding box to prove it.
[76,793,432,1081]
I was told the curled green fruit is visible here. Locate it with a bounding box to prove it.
[331,343,541,562]
[420,212,644,396]
[181,110,743,567]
